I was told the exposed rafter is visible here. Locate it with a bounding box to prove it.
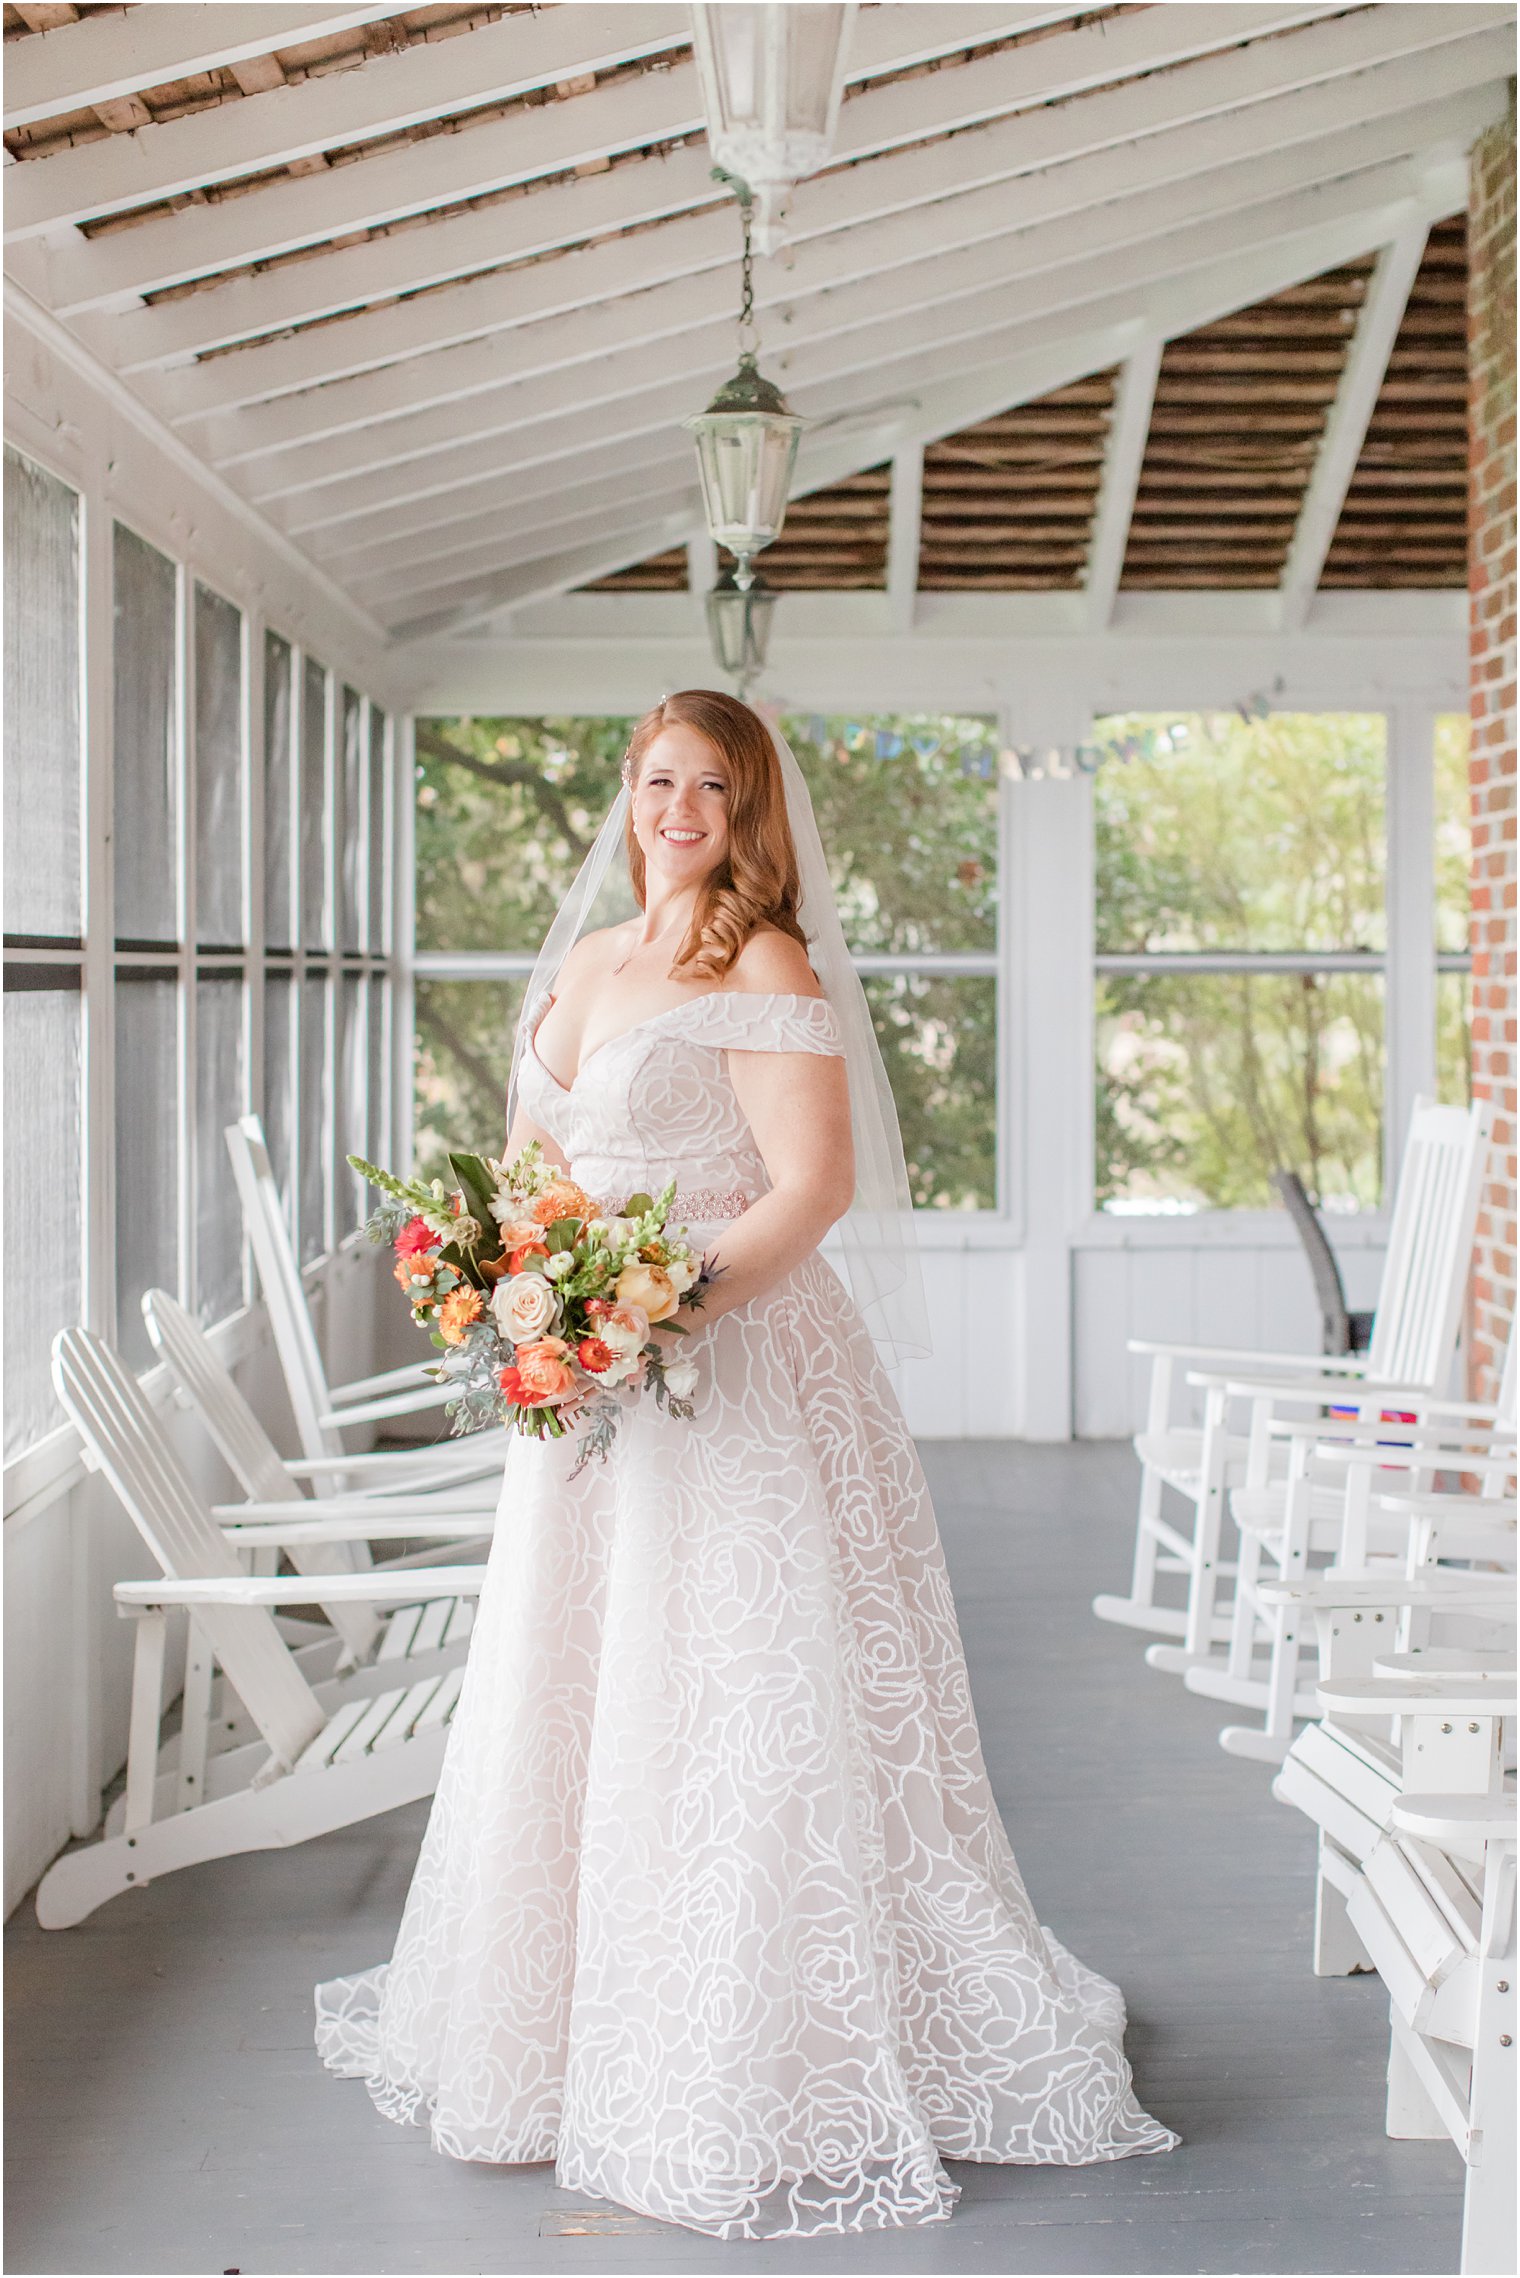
[1278,219,1433,626]
[39,0,1348,315]
[886,446,926,633]
[250,151,1474,538]
[164,28,1510,450]
[1,5,404,133]
[78,1,1498,383]
[3,7,695,239]
[1083,339,1164,630]
[382,185,1466,634]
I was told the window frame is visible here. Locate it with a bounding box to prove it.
[2,440,399,1502]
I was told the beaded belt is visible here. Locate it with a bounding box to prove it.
[604,1186,750,1225]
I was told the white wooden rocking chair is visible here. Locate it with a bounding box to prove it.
[1093,1097,1492,1673]
[142,1288,497,1623]
[224,1113,505,1484]
[1322,1671,1517,2278]
[37,1329,488,1930]
[1183,1326,1517,1759]
[1269,1567,1516,1975]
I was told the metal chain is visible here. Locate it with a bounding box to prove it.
[711,165,758,353]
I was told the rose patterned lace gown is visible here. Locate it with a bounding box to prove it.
[315,989,1177,2238]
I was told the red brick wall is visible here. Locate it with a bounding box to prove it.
[1468,90,1517,1400]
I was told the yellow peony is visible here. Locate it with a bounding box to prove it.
[614,1260,679,1322]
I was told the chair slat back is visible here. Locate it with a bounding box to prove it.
[1366,1099,1492,1391]
[140,1290,381,1662]
[142,1288,296,1505]
[52,1330,326,1774]
[225,1115,341,1460]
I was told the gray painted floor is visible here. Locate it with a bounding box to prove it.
[6,1443,1465,2278]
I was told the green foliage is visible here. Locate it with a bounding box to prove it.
[1093,713,1388,1210]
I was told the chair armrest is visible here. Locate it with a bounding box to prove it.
[114,1565,487,1610]
[317,1383,458,1428]
[1317,1672,1517,1719]
[1187,1368,1417,1401]
[1258,1571,1516,1612]
[1391,1794,1518,1847]
[214,1490,495,1524]
[281,1447,496,1480]
[1128,1339,1356,1371]
[1374,1486,1517,1519]
[328,1360,437,1402]
[218,1512,493,1546]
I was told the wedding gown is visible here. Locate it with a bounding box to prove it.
[315,989,1177,2238]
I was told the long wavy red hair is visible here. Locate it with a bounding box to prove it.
[623,690,807,982]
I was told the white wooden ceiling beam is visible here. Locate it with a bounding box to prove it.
[280,172,1465,572]
[40,1,1345,315]
[186,67,1503,479]
[3,7,694,240]
[85,0,1486,374]
[1279,219,1434,630]
[373,181,1464,631]
[1,4,403,132]
[241,141,1478,522]
[885,446,926,636]
[1083,338,1164,632]
[155,23,1509,434]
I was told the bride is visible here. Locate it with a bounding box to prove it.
[315,689,1177,2238]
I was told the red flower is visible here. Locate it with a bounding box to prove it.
[395,1216,438,1258]
[498,1365,526,1403]
[578,1336,613,1374]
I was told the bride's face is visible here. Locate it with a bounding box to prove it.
[631,725,731,892]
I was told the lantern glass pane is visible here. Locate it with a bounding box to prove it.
[693,420,798,551]
[786,6,848,134]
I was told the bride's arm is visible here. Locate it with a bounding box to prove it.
[685,936,854,1324]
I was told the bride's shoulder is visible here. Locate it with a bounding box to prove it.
[724,928,824,1001]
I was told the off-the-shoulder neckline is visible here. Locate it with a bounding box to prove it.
[527,989,835,1095]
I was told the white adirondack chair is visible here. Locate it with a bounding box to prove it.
[1322,1671,1517,2278]
[1093,1097,1492,1672]
[1185,1331,1517,1759]
[1270,1570,1517,1976]
[225,1113,504,1485]
[39,1329,488,1929]
[142,1289,497,1629]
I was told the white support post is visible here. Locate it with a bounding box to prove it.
[886,443,924,635]
[1279,218,1430,631]
[1083,336,1162,631]
[1008,741,1096,1438]
[393,715,418,1178]
[1386,702,1439,1187]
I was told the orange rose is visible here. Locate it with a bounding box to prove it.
[437,1286,483,1344]
[614,1260,679,1322]
[508,1239,551,1275]
[532,1178,592,1226]
[494,1215,544,1251]
[513,1337,578,1405]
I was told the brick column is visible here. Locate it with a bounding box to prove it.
[1468,90,1517,1399]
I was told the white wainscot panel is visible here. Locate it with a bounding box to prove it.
[1072,1216,1389,1440]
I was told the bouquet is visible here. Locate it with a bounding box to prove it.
[348,1140,717,1474]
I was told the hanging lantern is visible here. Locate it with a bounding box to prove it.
[691,4,855,255]
[684,180,802,590]
[706,565,777,693]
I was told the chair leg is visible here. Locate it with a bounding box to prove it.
[1385,2025,1447,2141]
[1314,1837,1373,1977]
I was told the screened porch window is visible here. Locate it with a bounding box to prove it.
[412,713,1001,1209]
[1093,712,1388,1213]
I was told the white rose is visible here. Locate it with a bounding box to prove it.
[544,1250,576,1281]
[663,1357,699,1400]
[665,1255,698,1295]
[491,1272,557,1342]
